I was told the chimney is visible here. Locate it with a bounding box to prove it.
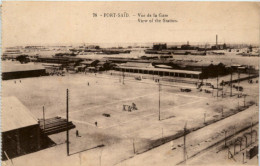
[216,35,218,48]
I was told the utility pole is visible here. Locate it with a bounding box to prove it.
[223,130,228,147]
[133,139,136,154]
[43,106,45,131]
[158,82,161,121]
[66,89,70,156]
[183,122,187,164]
[238,69,240,87]
[222,80,224,98]
[217,72,219,98]
[250,120,253,145]
[243,152,245,164]
[230,69,233,97]
[99,148,103,166]
[122,70,125,85]
[233,140,236,155]
[119,69,121,83]
[244,94,246,107]
[238,70,240,97]
[248,65,250,77]
[204,113,206,124]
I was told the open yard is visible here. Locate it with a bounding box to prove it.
[2,72,258,165]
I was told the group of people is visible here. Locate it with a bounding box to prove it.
[122,103,138,112]
[14,80,22,84]
[248,79,258,84]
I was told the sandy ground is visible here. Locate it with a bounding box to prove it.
[4,102,257,166]
[187,125,259,166]
[2,69,258,166]
[116,105,258,166]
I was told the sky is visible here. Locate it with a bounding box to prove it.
[2,2,260,47]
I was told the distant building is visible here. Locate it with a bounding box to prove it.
[2,62,46,80]
[211,43,228,50]
[80,60,99,68]
[96,60,111,71]
[153,43,167,50]
[115,62,202,79]
[180,41,199,50]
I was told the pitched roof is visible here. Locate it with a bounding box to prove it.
[2,96,38,132]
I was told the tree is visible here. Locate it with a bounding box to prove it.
[16,55,29,64]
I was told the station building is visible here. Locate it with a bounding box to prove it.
[2,62,46,80]
[1,97,54,160]
[115,62,202,79]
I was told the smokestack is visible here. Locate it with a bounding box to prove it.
[216,35,218,48]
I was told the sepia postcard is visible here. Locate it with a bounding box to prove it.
[1,1,260,166]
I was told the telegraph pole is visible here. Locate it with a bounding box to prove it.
[43,106,45,131]
[243,152,245,164]
[238,70,240,97]
[250,120,253,145]
[224,130,227,147]
[244,94,246,107]
[158,82,161,121]
[133,139,136,154]
[123,70,125,85]
[99,148,103,166]
[222,106,224,117]
[230,69,233,97]
[217,72,219,98]
[66,89,70,156]
[248,65,250,77]
[183,122,187,164]
[222,81,224,98]
[238,70,240,87]
[204,113,206,124]
[119,69,121,83]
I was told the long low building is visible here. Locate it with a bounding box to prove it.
[115,65,201,79]
[2,62,46,80]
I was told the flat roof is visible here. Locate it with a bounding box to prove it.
[42,63,62,67]
[120,62,152,68]
[155,65,173,69]
[117,66,201,75]
[2,96,38,132]
[80,60,96,65]
[2,62,45,73]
